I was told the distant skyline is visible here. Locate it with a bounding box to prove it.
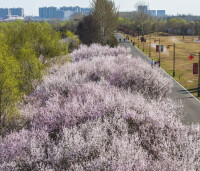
[0,0,200,16]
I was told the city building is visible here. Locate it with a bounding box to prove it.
[148,10,156,16]
[48,7,57,18]
[60,6,91,14]
[136,6,166,17]
[39,6,91,20]
[60,6,81,13]
[10,8,24,17]
[39,7,45,18]
[39,7,58,19]
[56,10,74,20]
[0,8,11,19]
[0,8,24,19]
[138,5,148,13]
[157,10,166,17]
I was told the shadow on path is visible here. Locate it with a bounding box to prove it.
[179,88,200,94]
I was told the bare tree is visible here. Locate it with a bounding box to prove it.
[91,0,119,45]
[133,1,153,35]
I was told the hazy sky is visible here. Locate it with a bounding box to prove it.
[0,0,200,16]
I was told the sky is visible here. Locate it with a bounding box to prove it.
[0,0,200,16]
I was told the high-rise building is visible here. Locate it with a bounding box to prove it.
[0,8,11,19]
[148,10,156,16]
[39,7,46,19]
[60,6,80,13]
[60,6,91,14]
[136,5,166,17]
[10,8,24,17]
[39,7,58,19]
[39,6,91,20]
[138,5,148,13]
[157,10,166,17]
[48,7,58,18]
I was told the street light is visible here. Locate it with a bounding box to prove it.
[149,35,151,57]
[133,32,136,44]
[167,43,176,77]
[140,33,146,52]
[146,35,152,57]
[134,34,136,45]
[143,39,144,52]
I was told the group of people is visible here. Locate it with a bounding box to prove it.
[151,60,160,67]
[119,38,126,42]
[118,38,159,68]
[119,38,135,46]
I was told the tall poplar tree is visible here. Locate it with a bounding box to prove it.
[91,0,119,45]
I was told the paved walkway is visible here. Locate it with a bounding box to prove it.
[116,33,200,124]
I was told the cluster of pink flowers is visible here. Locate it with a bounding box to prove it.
[71,44,131,62]
[0,44,200,170]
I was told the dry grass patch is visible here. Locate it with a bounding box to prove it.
[121,32,200,99]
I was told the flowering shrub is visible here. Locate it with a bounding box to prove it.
[75,55,173,99]
[0,44,200,170]
[71,44,131,62]
[0,128,51,170]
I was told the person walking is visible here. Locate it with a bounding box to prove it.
[151,59,155,67]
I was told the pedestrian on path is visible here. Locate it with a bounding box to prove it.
[154,61,160,67]
[151,59,155,67]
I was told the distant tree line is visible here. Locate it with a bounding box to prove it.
[49,19,79,38]
[165,15,200,22]
[119,14,200,36]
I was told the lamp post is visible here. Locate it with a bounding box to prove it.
[143,39,144,52]
[134,35,135,45]
[149,35,151,57]
[142,33,145,52]
[146,35,152,57]
[167,43,176,77]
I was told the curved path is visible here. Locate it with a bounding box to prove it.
[115,33,200,124]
